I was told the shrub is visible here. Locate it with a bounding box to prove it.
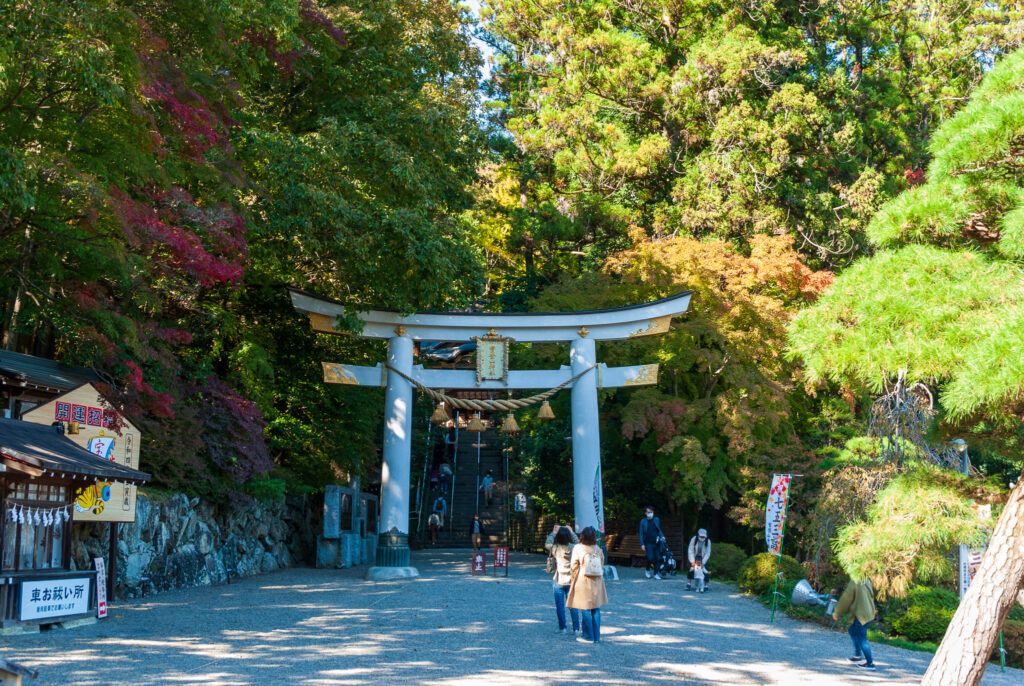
[712,543,747,581]
[738,553,806,595]
[997,619,1024,669]
[245,476,288,501]
[888,586,959,643]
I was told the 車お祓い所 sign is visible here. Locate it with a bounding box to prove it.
[19,577,91,621]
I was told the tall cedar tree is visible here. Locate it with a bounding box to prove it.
[474,0,1023,296]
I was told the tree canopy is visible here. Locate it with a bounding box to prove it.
[0,0,484,495]
[789,50,1024,425]
[476,0,1024,294]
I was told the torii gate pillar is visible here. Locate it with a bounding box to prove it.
[375,334,416,575]
[570,334,603,531]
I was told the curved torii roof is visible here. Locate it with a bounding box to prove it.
[289,288,692,343]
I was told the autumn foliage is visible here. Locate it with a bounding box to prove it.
[531,234,827,527]
[0,0,484,496]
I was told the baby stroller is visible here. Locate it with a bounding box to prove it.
[654,537,677,577]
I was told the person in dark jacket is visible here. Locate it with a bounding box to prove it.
[638,506,666,579]
[469,513,486,550]
[439,461,453,493]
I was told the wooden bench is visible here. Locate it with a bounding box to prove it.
[604,521,688,567]
[603,532,647,566]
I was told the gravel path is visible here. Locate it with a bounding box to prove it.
[1,549,1019,685]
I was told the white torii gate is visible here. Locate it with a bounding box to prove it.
[290,288,692,579]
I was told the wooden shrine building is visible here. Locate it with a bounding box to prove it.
[0,352,149,627]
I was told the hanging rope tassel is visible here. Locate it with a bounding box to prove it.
[500,413,520,434]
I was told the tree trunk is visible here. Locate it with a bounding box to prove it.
[3,225,32,352]
[922,474,1024,686]
[3,287,22,351]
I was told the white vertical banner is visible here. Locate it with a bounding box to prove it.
[765,474,792,555]
[960,504,992,599]
[94,557,107,618]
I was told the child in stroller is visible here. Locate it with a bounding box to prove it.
[653,537,677,577]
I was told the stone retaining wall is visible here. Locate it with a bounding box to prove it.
[69,492,321,598]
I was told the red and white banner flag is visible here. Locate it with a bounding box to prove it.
[765,474,791,555]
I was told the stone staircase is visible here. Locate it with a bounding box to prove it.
[422,425,507,548]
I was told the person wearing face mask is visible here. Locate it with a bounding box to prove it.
[638,506,665,579]
[686,528,712,591]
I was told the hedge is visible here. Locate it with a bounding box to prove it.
[712,543,747,581]
[738,552,806,595]
[887,587,959,643]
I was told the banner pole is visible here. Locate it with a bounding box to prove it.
[1000,631,1006,672]
[769,475,791,624]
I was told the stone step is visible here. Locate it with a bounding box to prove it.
[416,425,507,546]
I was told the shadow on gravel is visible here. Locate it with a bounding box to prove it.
[0,549,1019,686]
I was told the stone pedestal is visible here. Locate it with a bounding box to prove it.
[365,565,419,581]
[340,533,357,567]
[363,536,377,565]
[366,528,417,580]
[315,536,339,568]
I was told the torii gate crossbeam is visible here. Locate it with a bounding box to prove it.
[290,288,692,580]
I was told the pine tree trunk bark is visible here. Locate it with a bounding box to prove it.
[922,475,1024,685]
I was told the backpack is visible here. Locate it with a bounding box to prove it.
[583,548,604,578]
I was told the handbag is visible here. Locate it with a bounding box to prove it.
[545,550,557,574]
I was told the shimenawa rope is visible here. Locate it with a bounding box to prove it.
[383,363,596,411]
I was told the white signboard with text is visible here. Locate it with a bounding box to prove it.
[95,557,108,618]
[959,504,992,598]
[19,577,91,621]
[960,545,985,598]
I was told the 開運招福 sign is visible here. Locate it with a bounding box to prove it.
[22,383,142,523]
